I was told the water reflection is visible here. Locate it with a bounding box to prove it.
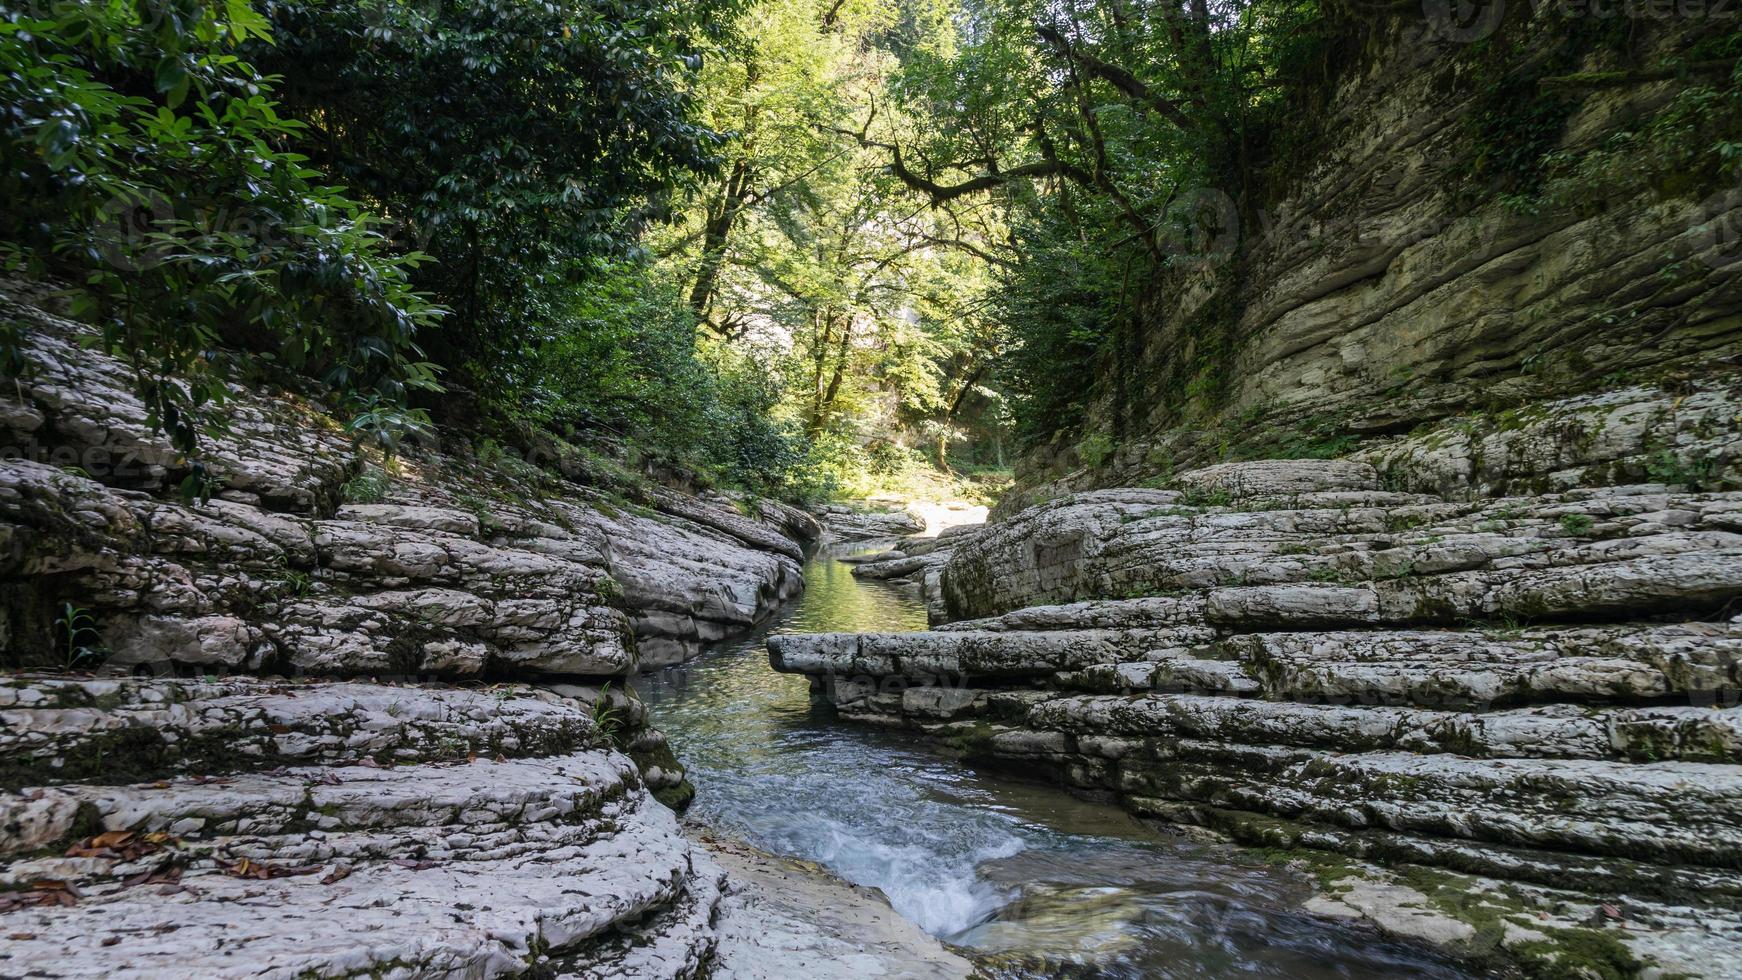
[636,555,1471,978]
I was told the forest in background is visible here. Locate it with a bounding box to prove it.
[6,0,1739,504]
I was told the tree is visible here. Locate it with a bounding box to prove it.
[0,0,444,474]
[255,0,736,379]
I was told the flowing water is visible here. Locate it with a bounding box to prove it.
[635,552,1472,978]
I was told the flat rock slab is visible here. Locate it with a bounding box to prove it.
[691,828,974,980]
[0,753,719,978]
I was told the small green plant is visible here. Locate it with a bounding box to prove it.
[1559,513,1594,536]
[1179,486,1234,508]
[590,684,626,747]
[1077,432,1116,470]
[53,602,103,671]
[597,575,625,604]
[1645,450,1719,492]
[1385,512,1430,533]
[343,467,391,504]
[283,568,313,597]
[454,492,500,534]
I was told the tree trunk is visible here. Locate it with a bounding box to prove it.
[688,156,753,325]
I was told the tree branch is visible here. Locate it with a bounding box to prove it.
[1035,23,1194,131]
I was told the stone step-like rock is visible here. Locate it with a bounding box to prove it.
[941,475,1742,622]
[769,625,1216,681]
[933,595,1209,632]
[1351,379,1742,500]
[1171,459,1384,497]
[1128,799,1742,943]
[1093,622,1742,708]
[1199,545,1742,630]
[1073,650,1736,708]
[1025,692,1742,764]
[811,503,927,542]
[1100,742,1742,871]
[849,553,937,581]
[0,676,622,790]
[0,754,716,978]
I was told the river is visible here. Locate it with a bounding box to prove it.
[635,553,1472,978]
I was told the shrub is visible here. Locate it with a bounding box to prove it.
[0,0,443,480]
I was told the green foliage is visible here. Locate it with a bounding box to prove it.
[1645,450,1720,491]
[342,466,390,503]
[589,683,626,747]
[53,602,102,671]
[994,215,1132,446]
[1077,431,1116,470]
[1559,513,1594,536]
[493,259,819,501]
[0,0,444,468]
[255,0,734,379]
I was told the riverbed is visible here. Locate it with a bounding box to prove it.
[635,553,1472,978]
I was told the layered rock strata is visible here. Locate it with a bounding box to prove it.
[772,436,1742,976]
[0,287,825,973]
[811,502,926,543]
[1005,16,1742,516]
[0,676,726,977]
[844,523,983,625]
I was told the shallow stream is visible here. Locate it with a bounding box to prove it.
[636,553,1471,978]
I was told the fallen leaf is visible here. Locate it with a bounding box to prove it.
[226,858,325,881]
[68,831,179,862]
[6,933,36,940]
[123,864,183,888]
[320,865,352,885]
[100,936,120,947]
[32,879,80,899]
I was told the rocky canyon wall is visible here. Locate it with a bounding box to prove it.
[1008,11,1742,513]
[0,281,822,975]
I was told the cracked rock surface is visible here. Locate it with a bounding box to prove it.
[773,449,1742,978]
[0,287,834,975]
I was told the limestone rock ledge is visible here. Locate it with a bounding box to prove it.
[0,286,827,972]
[0,287,815,680]
[772,450,1742,978]
[0,677,725,977]
[811,502,926,544]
